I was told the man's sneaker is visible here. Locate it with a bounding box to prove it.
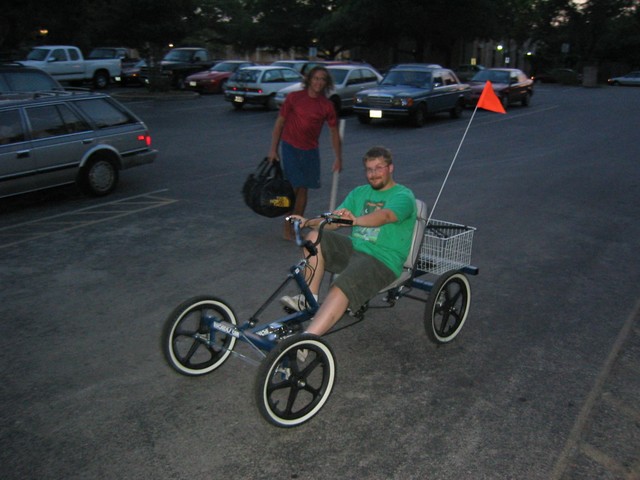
[280,294,310,312]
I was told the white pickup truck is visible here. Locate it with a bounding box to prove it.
[18,45,121,89]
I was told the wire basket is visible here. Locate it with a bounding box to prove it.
[417,220,476,275]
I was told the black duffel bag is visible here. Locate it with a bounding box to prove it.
[242,158,295,218]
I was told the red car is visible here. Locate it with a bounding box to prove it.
[467,68,534,108]
[186,60,256,94]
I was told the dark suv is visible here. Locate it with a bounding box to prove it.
[0,90,157,199]
[0,64,64,94]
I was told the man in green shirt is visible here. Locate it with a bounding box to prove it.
[282,145,416,336]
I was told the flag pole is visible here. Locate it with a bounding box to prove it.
[426,105,478,226]
[427,81,505,225]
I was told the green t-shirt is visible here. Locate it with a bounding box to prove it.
[339,183,416,276]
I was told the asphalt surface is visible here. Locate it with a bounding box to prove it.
[1,84,639,480]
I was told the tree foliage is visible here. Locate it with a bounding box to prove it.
[1,0,637,69]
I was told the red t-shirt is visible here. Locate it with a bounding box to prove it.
[280,90,337,150]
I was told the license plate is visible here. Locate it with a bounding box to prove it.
[369,109,382,118]
[234,96,245,103]
[189,81,196,87]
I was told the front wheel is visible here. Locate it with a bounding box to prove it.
[521,92,531,107]
[411,104,427,127]
[450,99,464,118]
[255,334,336,427]
[162,296,238,376]
[424,271,471,344]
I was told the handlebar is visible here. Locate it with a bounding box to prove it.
[287,213,353,255]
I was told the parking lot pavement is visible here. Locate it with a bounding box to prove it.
[553,301,640,479]
[1,85,639,479]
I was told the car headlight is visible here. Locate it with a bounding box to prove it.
[355,96,365,104]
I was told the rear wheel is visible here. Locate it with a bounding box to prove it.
[78,156,118,196]
[93,71,109,89]
[330,96,341,115]
[424,271,471,344]
[255,334,336,427]
[266,94,277,111]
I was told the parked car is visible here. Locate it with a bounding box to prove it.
[0,90,157,199]
[224,66,303,110]
[531,68,581,84]
[185,60,256,94]
[18,45,121,89]
[0,64,64,93]
[116,59,147,86]
[607,71,640,86]
[140,47,216,89]
[455,64,485,82]
[467,68,533,108]
[275,64,383,113]
[353,64,470,127]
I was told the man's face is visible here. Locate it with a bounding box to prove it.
[364,157,393,190]
[309,70,328,95]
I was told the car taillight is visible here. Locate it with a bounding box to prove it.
[137,134,151,147]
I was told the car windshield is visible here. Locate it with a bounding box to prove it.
[381,70,431,88]
[89,49,117,59]
[164,50,195,62]
[232,70,259,82]
[328,69,348,85]
[211,62,240,72]
[472,70,511,83]
[26,49,48,61]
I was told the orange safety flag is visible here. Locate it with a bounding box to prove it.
[477,81,506,114]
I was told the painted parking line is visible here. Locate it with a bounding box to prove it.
[0,190,178,249]
[551,299,640,479]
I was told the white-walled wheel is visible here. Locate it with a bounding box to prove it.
[162,296,237,376]
[255,334,336,427]
[424,271,471,344]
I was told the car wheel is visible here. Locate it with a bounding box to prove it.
[357,114,371,125]
[411,104,427,127]
[266,94,277,111]
[78,156,119,196]
[330,96,341,115]
[218,79,228,94]
[450,99,464,118]
[232,101,244,110]
[500,94,509,109]
[521,92,531,107]
[93,71,109,89]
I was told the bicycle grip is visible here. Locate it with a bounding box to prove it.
[329,217,353,225]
